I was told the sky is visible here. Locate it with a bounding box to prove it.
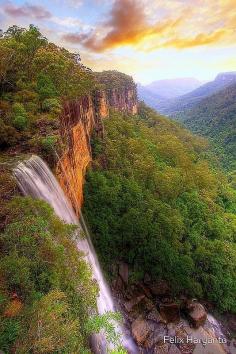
[0,0,236,84]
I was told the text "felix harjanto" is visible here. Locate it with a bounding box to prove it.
[164,336,227,345]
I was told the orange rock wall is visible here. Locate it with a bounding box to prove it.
[56,87,137,215]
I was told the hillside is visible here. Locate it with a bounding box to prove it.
[155,72,236,115]
[181,83,236,171]
[84,102,236,316]
[137,78,202,110]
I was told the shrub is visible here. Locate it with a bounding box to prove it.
[12,103,28,131]
[0,119,19,147]
[12,115,28,131]
[36,73,57,101]
[42,98,61,114]
[0,318,21,352]
[40,135,57,155]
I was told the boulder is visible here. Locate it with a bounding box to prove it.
[124,295,145,313]
[142,296,155,312]
[154,343,169,354]
[119,262,129,284]
[149,280,170,297]
[159,303,180,323]
[175,325,196,353]
[144,323,167,348]
[178,341,195,354]
[131,317,152,346]
[167,323,176,337]
[169,344,181,354]
[139,282,152,298]
[147,308,167,324]
[185,301,207,328]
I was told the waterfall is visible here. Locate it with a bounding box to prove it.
[13,155,137,353]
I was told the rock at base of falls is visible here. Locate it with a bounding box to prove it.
[112,277,233,354]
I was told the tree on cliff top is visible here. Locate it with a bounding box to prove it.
[0,25,95,98]
[95,70,136,90]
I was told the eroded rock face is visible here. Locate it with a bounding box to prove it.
[107,87,138,115]
[57,96,96,214]
[57,87,138,215]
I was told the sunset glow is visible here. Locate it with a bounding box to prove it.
[1,0,236,83]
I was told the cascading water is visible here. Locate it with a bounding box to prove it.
[14,155,137,354]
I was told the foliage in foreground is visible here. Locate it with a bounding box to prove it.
[0,196,126,353]
[84,104,236,313]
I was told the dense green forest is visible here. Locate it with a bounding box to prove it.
[84,103,236,313]
[179,83,236,172]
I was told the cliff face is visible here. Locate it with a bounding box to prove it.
[56,86,137,214]
[107,87,138,115]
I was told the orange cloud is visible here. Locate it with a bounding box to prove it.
[62,0,236,52]
[63,0,184,51]
[160,29,228,50]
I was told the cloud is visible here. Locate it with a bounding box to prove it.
[51,16,83,28]
[62,0,184,51]
[3,1,51,20]
[156,29,228,50]
[62,0,236,52]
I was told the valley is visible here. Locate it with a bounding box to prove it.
[0,25,235,354]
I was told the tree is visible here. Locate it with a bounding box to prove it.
[16,290,82,353]
[36,73,57,102]
[12,103,28,131]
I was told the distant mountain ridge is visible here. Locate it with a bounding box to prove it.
[137,83,164,108]
[138,72,236,171]
[137,77,203,110]
[145,77,202,99]
[156,71,236,116]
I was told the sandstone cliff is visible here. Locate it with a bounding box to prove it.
[56,84,137,215]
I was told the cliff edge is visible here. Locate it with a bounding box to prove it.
[56,71,138,214]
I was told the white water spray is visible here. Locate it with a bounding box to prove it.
[13,155,137,353]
